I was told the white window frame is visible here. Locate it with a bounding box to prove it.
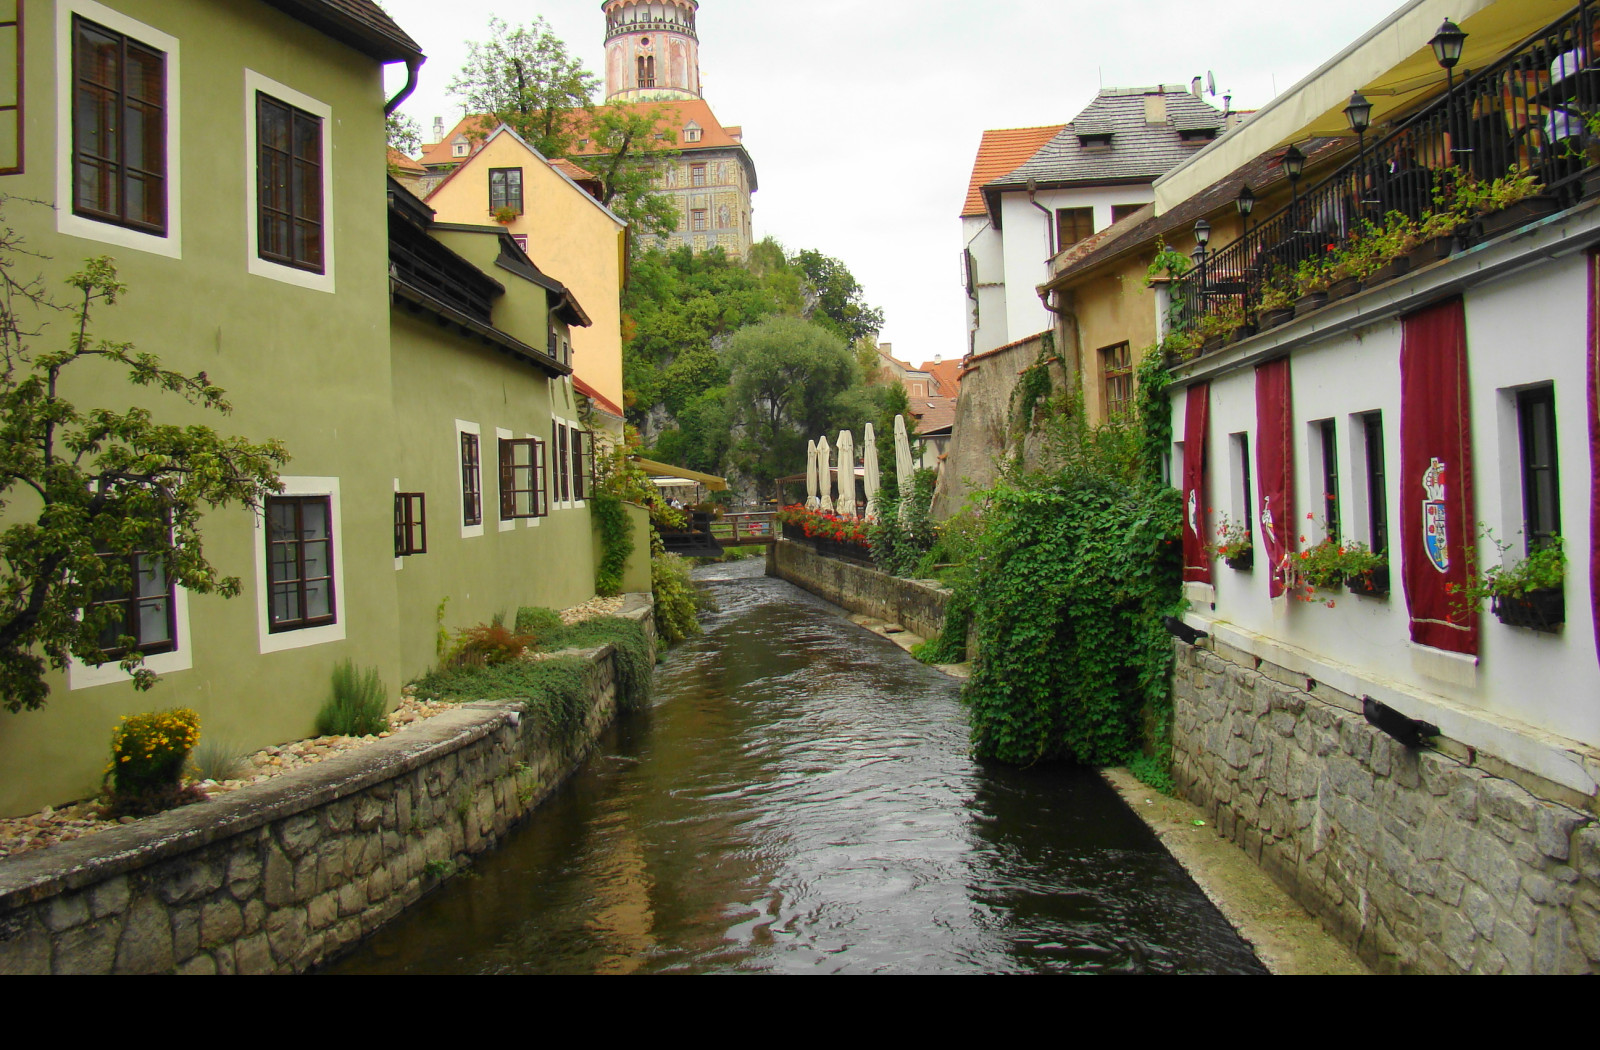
[254,475,345,654]
[243,69,335,293]
[457,419,484,539]
[55,0,182,258]
[68,582,193,691]
[522,432,542,527]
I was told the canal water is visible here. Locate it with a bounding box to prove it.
[331,560,1264,974]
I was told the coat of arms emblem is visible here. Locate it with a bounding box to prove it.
[1186,488,1198,536]
[1422,457,1449,573]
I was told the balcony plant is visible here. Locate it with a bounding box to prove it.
[1205,512,1253,570]
[1292,255,1332,315]
[493,205,519,225]
[1459,170,1554,239]
[1453,531,1566,632]
[1291,518,1386,603]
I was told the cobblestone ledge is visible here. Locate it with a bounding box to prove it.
[767,539,962,650]
[1171,638,1600,974]
[0,595,654,975]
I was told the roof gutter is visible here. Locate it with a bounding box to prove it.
[385,54,424,116]
[1026,178,1056,258]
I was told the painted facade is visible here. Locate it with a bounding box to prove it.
[603,0,700,103]
[423,126,629,423]
[0,1,621,817]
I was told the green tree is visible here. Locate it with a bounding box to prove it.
[723,316,855,495]
[386,111,422,156]
[447,16,598,159]
[586,101,681,242]
[0,248,286,711]
[796,249,885,342]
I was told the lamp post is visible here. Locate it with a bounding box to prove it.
[1430,18,1467,166]
[1283,144,1306,245]
[1236,186,1255,317]
[1344,90,1373,206]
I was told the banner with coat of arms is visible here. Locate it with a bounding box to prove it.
[1181,382,1212,585]
[1399,297,1478,656]
[1587,251,1600,668]
[1254,358,1293,600]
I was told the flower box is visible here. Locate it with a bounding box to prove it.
[1326,275,1362,301]
[1259,306,1295,329]
[1346,565,1389,598]
[1492,587,1565,632]
[1406,234,1456,268]
[1228,323,1259,344]
[1201,334,1227,354]
[1366,256,1411,285]
[1479,195,1561,239]
[1224,549,1253,571]
[1293,291,1328,317]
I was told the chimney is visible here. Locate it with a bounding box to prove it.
[1190,77,1203,97]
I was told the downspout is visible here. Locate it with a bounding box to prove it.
[1026,178,1055,257]
[384,55,425,116]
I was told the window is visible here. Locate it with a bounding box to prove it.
[0,2,20,175]
[256,92,323,273]
[1056,207,1094,250]
[451,136,469,158]
[498,437,546,519]
[572,429,591,501]
[1111,204,1144,224]
[1362,412,1388,555]
[1232,432,1254,537]
[92,551,175,657]
[72,15,165,233]
[489,167,522,215]
[1318,418,1341,540]
[692,208,708,231]
[552,421,571,503]
[683,122,702,143]
[1517,386,1560,551]
[691,163,706,186]
[394,492,426,557]
[1101,342,1132,418]
[460,431,482,526]
[266,495,335,633]
[637,54,656,88]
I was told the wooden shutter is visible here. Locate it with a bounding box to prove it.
[498,438,515,519]
[534,438,548,517]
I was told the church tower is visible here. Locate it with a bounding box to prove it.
[603,1,702,102]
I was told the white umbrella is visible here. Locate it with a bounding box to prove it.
[816,434,834,514]
[893,414,915,523]
[836,430,856,518]
[863,422,880,520]
[805,439,820,510]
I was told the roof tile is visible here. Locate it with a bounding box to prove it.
[960,126,1064,218]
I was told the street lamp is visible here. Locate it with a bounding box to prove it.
[1235,187,1256,319]
[1430,19,1468,164]
[1283,144,1306,235]
[1345,90,1374,205]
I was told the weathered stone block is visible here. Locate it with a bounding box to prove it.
[263,844,294,907]
[234,932,272,974]
[114,893,174,974]
[171,904,200,961]
[322,799,354,834]
[337,881,365,918]
[201,899,244,948]
[242,899,266,935]
[44,893,90,932]
[157,858,223,905]
[1535,807,1591,863]
[228,848,262,901]
[277,812,321,858]
[176,953,217,975]
[265,907,307,965]
[1479,778,1538,832]
[87,876,130,919]
[0,912,51,975]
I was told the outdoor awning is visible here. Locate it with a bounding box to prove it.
[630,456,728,491]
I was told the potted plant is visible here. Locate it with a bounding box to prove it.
[1293,256,1331,316]
[1343,545,1391,598]
[1206,513,1253,570]
[1407,204,1466,267]
[1363,212,1417,285]
[1257,281,1296,329]
[1161,328,1202,368]
[492,205,519,225]
[1465,171,1556,239]
[1291,520,1387,603]
[1455,533,1566,632]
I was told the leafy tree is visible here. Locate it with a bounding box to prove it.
[447,16,598,158]
[386,111,422,156]
[723,316,855,495]
[584,102,681,242]
[0,245,286,711]
[795,249,885,342]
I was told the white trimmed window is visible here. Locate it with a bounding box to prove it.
[244,69,334,292]
[254,476,345,653]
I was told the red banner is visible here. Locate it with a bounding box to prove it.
[1254,359,1294,599]
[1182,382,1212,584]
[1589,251,1600,667]
[1399,297,1478,655]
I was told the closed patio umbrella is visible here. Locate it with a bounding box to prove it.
[805,439,819,510]
[863,422,880,520]
[817,434,834,514]
[893,414,914,523]
[836,429,856,518]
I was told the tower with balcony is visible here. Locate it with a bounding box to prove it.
[604,0,702,102]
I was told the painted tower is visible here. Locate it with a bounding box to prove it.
[604,1,702,102]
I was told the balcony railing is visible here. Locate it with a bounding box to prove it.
[1170,0,1600,353]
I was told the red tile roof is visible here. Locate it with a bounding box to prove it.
[417,114,488,170]
[922,358,963,395]
[551,158,597,181]
[566,99,747,156]
[388,148,425,174]
[911,396,959,435]
[960,126,1064,218]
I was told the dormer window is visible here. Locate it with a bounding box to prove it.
[452,136,469,158]
[1077,133,1113,149]
[684,121,702,143]
[1179,128,1218,142]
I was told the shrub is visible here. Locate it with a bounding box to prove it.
[108,708,201,812]
[315,660,390,737]
[652,549,704,645]
[191,736,248,782]
[514,606,564,636]
[449,622,535,667]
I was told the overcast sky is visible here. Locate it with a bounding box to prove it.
[381,0,1405,366]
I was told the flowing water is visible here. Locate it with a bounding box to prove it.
[331,560,1264,974]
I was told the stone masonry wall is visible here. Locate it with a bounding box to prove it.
[0,596,655,974]
[1172,640,1600,974]
[767,538,954,645]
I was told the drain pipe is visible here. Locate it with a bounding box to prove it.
[1026,178,1055,257]
[385,55,425,116]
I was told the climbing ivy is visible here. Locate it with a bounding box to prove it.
[1009,331,1059,441]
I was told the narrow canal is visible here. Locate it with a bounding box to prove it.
[331,561,1265,974]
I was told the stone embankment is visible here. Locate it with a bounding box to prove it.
[1172,639,1600,974]
[767,538,961,650]
[0,595,654,975]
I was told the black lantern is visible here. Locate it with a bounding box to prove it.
[1343,90,1372,134]
[1283,144,1306,182]
[1429,18,1466,69]
[1193,217,1211,248]
[1236,184,1255,219]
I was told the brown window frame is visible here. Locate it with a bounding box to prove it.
[489,166,522,215]
[690,163,706,187]
[0,3,23,176]
[498,437,547,520]
[265,495,337,634]
[91,549,176,659]
[1055,207,1094,251]
[256,92,324,273]
[394,492,426,557]
[1517,386,1560,552]
[72,14,166,233]
[552,421,572,503]
[1101,342,1133,418]
[572,429,591,501]
[460,431,482,527]
[691,208,707,231]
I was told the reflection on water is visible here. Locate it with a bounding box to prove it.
[331,560,1264,974]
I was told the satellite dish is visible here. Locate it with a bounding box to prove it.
[1207,71,1217,96]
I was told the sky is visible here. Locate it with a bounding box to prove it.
[380,0,1407,367]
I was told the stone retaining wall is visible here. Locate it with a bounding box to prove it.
[767,538,955,645]
[0,595,655,975]
[1172,640,1600,974]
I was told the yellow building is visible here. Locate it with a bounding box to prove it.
[423,125,628,426]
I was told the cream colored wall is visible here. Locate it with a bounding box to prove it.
[426,135,627,411]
